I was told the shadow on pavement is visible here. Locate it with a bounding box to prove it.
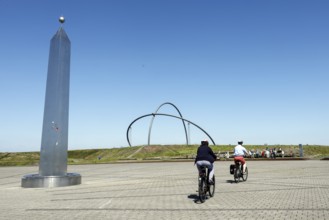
[188,194,207,204]
[226,180,237,184]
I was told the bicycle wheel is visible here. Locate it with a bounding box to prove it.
[242,167,248,181]
[208,175,215,197]
[234,165,240,183]
[198,177,207,203]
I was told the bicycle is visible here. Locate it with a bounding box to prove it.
[233,161,248,183]
[198,166,215,203]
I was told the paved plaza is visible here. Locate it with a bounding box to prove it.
[1,160,329,220]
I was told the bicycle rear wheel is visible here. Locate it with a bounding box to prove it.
[198,177,207,203]
[234,166,241,183]
[208,175,215,197]
[242,167,248,181]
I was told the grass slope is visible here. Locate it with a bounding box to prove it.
[1,145,329,166]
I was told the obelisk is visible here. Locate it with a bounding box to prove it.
[22,17,81,187]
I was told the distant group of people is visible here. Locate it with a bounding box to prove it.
[219,147,285,160]
[249,147,284,159]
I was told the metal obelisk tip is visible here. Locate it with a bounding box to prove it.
[59,16,65,23]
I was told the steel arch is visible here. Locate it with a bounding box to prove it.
[126,113,216,147]
[148,102,188,146]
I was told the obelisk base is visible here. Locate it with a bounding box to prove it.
[21,173,81,188]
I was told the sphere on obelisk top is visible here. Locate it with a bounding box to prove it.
[59,16,65,24]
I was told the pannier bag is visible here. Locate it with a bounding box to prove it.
[230,164,235,174]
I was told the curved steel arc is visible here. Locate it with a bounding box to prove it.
[126,113,216,147]
[148,102,188,146]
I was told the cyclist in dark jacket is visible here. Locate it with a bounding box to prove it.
[195,140,217,183]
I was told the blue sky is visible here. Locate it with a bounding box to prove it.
[1,0,328,152]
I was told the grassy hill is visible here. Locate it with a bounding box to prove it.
[1,144,329,166]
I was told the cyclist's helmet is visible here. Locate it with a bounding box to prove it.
[238,140,243,145]
[201,139,209,145]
